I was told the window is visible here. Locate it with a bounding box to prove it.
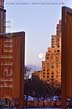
[51,78,54,81]
[43,69,45,71]
[51,75,54,78]
[46,56,49,60]
[57,50,60,52]
[51,65,54,68]
[43,72,45,75]
[51,72,54,75]
[47,72,49,75]
[47,75,49,78]
[43,75,45,78]
[47,69,49,71]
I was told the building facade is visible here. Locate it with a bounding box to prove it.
[41,20,61,87]
[32,20,61,87]
[32,71,42,79]
[41,47,61,86]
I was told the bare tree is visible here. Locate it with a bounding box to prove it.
[24,66,31,79]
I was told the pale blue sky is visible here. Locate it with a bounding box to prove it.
[4,0,72,66]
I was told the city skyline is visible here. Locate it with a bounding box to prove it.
[4,0,72,66]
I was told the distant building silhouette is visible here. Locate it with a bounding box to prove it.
[0,0,6,33]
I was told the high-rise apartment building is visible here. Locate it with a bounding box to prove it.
[41,20,61,87]
[42,47,61,86]
[32,20,61,87]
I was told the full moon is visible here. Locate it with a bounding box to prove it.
[38,53,44,59]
